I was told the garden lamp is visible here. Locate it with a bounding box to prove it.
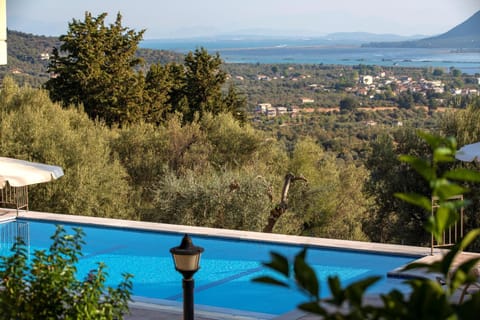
[170,234,204,320]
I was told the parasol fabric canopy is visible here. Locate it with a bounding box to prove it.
[0,157,64,188]
[456,142,480,162]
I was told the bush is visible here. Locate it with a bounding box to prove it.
[0,78,135,219]
[0,225,133,320]
[152,169,272,231]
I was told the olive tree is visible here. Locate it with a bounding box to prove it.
[278,137,370,240]
[147,113,287,228]
[0,78,134,219]
[364,128,432,245]
[152,168,272,230]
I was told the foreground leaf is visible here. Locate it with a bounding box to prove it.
[252,276,289,288]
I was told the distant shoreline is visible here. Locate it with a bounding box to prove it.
[140,40,480,74]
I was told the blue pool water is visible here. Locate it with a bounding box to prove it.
[0,219,417,316]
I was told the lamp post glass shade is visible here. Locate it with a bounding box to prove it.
[170,234,204,320]
[170,234,204,274]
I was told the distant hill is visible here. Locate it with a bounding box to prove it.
[0,30,59,86]
[157,32,427,47]
[324,32,426,43]
[363,10,480,48]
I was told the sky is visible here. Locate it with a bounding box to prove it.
[7,0,480,39]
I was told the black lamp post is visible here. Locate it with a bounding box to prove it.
[170,234,204,320]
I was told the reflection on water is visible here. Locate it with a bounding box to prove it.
[0,221,29,256]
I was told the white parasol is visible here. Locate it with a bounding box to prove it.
[0,157,64,188]
[455,142,480,162]
[0,157,64,213]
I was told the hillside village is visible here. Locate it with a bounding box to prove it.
[5,47,480,125]
[2,30,480,126]
[251,69,480,119]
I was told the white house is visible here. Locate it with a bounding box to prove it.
[360,75,373,85]
[255,103,272,113]
[276,106,288,116]
[265,106,277,117]
[300,98,314,104]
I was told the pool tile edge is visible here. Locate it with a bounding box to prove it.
[14,210,434,257]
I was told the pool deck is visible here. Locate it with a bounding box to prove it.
[2,209,479,320]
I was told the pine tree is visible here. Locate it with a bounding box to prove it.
[45,12,145,125]
[183,48,226,121]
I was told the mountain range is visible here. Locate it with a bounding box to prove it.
[362,10,480,48]
[145,11,479,49]
[146,30,432,47]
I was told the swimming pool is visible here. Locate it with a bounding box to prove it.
[0,218,418,316]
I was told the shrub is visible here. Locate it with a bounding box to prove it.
[0,77,134,219]
[0,225,133,320]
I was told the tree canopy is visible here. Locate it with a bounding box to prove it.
[0,77,134,219]
[339,96,358,112]
[45,12,146,125]
[45,12,246,126]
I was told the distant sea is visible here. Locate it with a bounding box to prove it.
[141,39,480,75]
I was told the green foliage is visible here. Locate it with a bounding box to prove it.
[0,225,132,319]
[339,96,358,113]
[112,112,289,225]
[151,168,272,230]
[441,100,480,147]
[397,91,415,109]
[440,100,480,249]
[364,128,432,244]
[110,121,169,209]
[144,63,177,123]
[146,48,248,124]
[395,131,480,243]
[44,12,245,126]
[110,115,209,220]
[284,137,370,240]
[0,78,135,219]
[200,112,264,169]
[182,48,227,121]
[254,132,480,319]
[222,84,248,123]
[433,68,444,76]
[45,12,146,125]
[136,47,184,66]
[0,30,60,87]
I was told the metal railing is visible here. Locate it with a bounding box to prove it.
[0,183,28,215]
[431,195,464,255]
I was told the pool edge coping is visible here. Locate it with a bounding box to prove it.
[10,209,436,258]
[129,296,276,320]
